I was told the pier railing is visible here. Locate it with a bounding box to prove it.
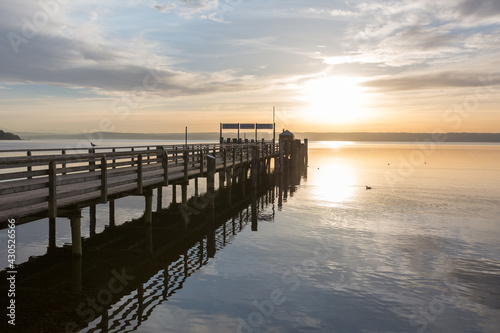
[0,142,278,224]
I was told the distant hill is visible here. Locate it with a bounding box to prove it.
[0,130,21,140]
[294,132,500,142]
[16,131,500,142]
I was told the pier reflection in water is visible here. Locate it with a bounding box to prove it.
[0,164,304,333]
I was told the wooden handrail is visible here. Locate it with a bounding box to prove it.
[0,142,281,224]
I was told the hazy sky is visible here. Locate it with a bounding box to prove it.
[0,0,499,133]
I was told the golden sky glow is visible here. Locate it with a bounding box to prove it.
[0,1,499,134]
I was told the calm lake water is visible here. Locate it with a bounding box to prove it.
[1,140,500,332]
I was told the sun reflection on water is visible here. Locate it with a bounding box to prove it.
[312,161,357,206]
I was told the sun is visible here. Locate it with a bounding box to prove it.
[300,76,367,125]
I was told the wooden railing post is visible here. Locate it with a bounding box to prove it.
[48,161,57,219]
[27,151,32,179]
[100,156,108,203]
[89,148,95,172]
[183,149,189,182]
[223,147,227,177]
[137,154,143,194]
[62,150,66,175]
[232,146,236,168]
[199,148,204,174]
[162,150,169,185]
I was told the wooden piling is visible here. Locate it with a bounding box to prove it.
[279,142,284,174]
[182,182,188,206]
[157,187,163,211]
[48,161,57,219]
[227,167,233,205]
[172,184,177,204]
[206,154,215,220]
[109,200,115,227]
[90,205,96,236]
[252,146,258,190]
[48,217,56,250]
[70,211,82,257]
[304,139,309,168]
[144,191,152,226]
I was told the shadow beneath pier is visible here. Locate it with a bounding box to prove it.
[0,167,304,333]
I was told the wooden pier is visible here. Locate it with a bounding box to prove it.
[0,172,303,332]
[0,140,307,255]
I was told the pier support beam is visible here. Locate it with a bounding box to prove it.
[70,211,82,257]
[172,184,177,204]
[144,190,153,226]
[219,171,225,189]
[279,142,284,174]
[207,154,215,220]
[206,154,216,258]
[48,217,56,251]
[251,146,258,190]
[182,182,188,206]
[227,167,233,205]
[144,190,153,253]
[157,187,163,212]
[304,138,308,167]
[109,200,115,227]
[240,167,246,197]
[194,177,199,197]
[90,204,96,236]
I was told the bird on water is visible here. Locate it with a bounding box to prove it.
[366,186,372,190]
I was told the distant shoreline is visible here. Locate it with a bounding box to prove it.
[13,131,500,143]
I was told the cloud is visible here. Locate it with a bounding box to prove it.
[330,0,500,70]
[0,0,263,98]
[362,71,499,92]
[454,0,500,19]
[152,0,240,22]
